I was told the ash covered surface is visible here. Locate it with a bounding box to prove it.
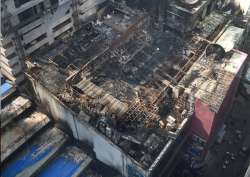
[26,2,218,171]
[100,80,137,101]
[28,63,68,95]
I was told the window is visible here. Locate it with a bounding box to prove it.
[7,52,17,59]
[52,18,71,32]
[36,33,47,42]
[3,42,13,49]
[54,27,72,40]
[24,33,47,49]
[39,2,44,11]
[18,7,36,21]
[22,24,42,36]
[50,0,58,7]
[65,9,70,14]
[14,0,32,8]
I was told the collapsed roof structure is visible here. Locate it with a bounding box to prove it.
[22,1,249,177]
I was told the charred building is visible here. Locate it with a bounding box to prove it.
[24,3,195,176]
[1,1,249,177]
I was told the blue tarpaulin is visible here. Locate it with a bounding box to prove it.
[1,82,13,97]
[1,145,52,177]
[37,146,87,177]
[38,156,81,177]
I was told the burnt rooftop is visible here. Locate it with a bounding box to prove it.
[179,45,248,112]
[30,2,146,72]
[26,3,233,171]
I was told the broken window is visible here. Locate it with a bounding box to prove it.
[3,42,13,49]
[18,7,37,21]
[18,3,43,23]
[50,0,58,8]
[18,2,44,28]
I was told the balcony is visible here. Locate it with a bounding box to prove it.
[53,21,73,37]
[25,37,48,54]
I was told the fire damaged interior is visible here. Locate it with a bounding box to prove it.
[20,0,249,176]
[26,2,200,170]
[1,0,249,176]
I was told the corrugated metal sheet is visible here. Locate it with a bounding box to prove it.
[37,145,92,177]
[1,112,50,162]
[1,128,68,177]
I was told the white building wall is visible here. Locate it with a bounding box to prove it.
[28,75,147,177]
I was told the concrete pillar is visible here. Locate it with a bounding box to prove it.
[36,4,42,14]
[10,15,20,27]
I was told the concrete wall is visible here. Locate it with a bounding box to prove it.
[28,75,147,177]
